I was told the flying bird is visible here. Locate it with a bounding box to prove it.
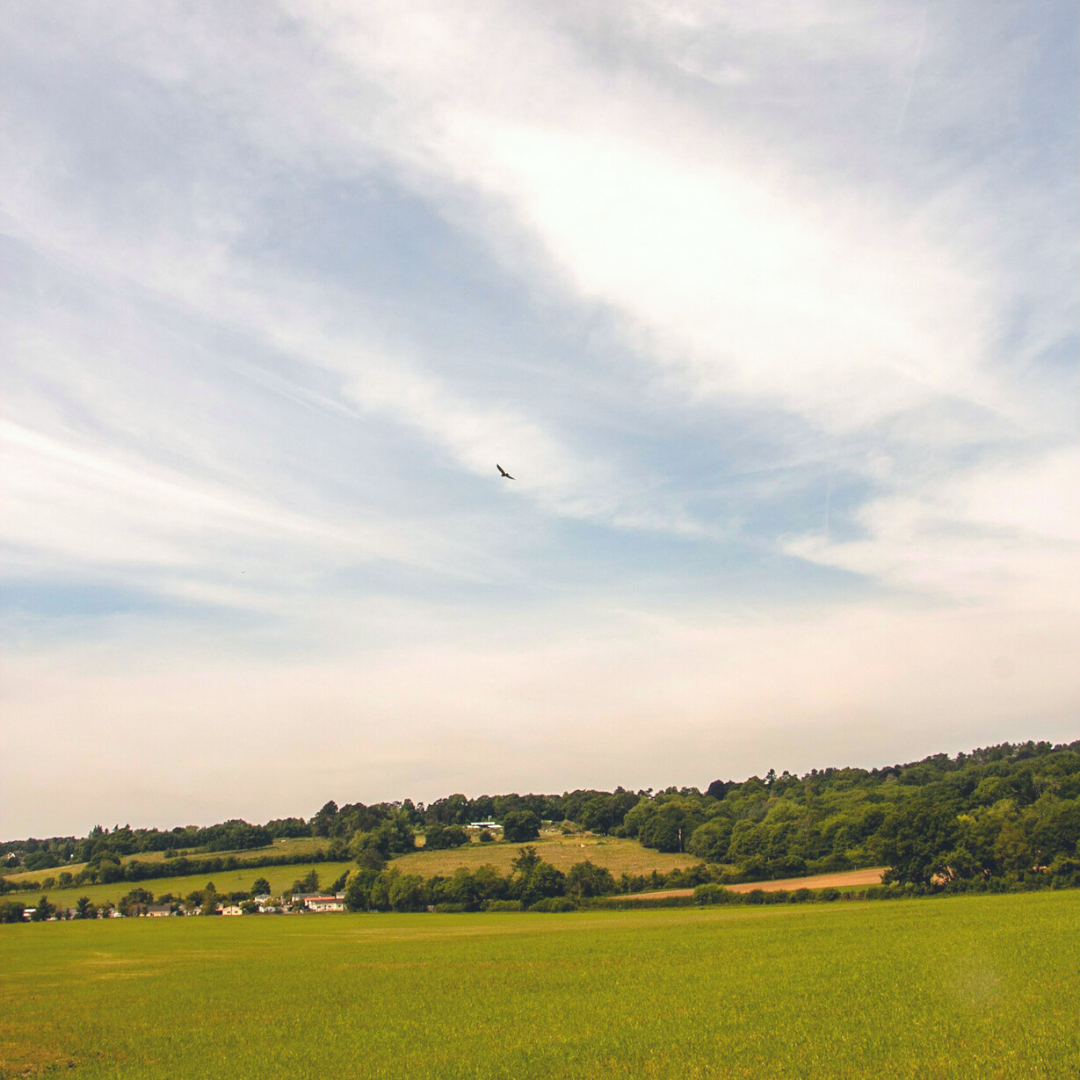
[496,464,515,480]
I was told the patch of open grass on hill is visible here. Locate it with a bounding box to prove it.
[6,861,355,909]
[396,831,698,878]
[3,838,337,889]
[0,892,1075,1079]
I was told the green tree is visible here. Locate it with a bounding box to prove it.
[502,810,541,843]
[389,874,426,912]
[566,860,615,899]
[252,877,271,895]
[639,799,704,853]
[878,799,959,885]
[424,824,470,850]
[117,887,154,916]
[291,869,320,895]
[0,899,26,923]
[343,868,380,911]
[74,895,96,920]
[31,895,55,922]
[520,862,565,906]
[687,819,733,862]
[512,846,542,877]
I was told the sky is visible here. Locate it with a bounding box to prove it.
[1,0,1077,839]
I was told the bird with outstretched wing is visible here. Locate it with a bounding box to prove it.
[496,464,515,479]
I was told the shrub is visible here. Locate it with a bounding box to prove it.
[0,899,26,923]
[483,899,524,912]
[693,883,729,906]
[744,889,766,905]
[425,825,471,850]
[528,896,577,912]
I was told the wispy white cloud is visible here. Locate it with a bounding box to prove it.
[0,0,1074,834]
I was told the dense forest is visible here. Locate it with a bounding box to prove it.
[4,740,1079,895]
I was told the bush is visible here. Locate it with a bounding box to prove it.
[820,888,841,902]
[693,883,730,906]
[424,824,471,850]
[434,903,467,913]
[744,889,766,905]
[0,899,26,923]
[528,896,577,912]
[483,899,523,912]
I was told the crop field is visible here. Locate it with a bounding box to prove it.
[396,832,699,877]
[626,868,888,900]
[5,861,355,910]
[1,892,1075,1079]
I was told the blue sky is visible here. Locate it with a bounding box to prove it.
[2,0,1077,838]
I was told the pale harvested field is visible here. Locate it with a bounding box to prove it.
[625,867,888,900]
[394,833,699,878]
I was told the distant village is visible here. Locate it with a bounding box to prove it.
[20,890,349,921]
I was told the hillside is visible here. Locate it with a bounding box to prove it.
[4,739,1079,908]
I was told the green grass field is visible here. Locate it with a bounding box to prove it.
[3,836,330,886]
[5,861,355,910]
[1,892,1075,1078]
[398,831,698,878]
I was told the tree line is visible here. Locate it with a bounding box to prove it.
[4,740,1079,894]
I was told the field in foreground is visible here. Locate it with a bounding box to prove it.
[1,892,1076,1079]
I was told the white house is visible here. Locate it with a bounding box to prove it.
[304,895,346,912]
[221,904,244,916]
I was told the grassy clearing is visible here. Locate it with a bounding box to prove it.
[396,831,697,878]
[1,891,1075,1078]
[3,837,330,886]
[6,861,355,910]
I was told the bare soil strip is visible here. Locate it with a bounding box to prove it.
[623,867,887,901]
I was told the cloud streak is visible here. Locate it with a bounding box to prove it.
[1,0,1074,836]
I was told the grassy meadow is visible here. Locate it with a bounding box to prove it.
[2,837,331,887]
[5,861,356,911]
[1,891,1075,1079]
[399,831,699,877]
